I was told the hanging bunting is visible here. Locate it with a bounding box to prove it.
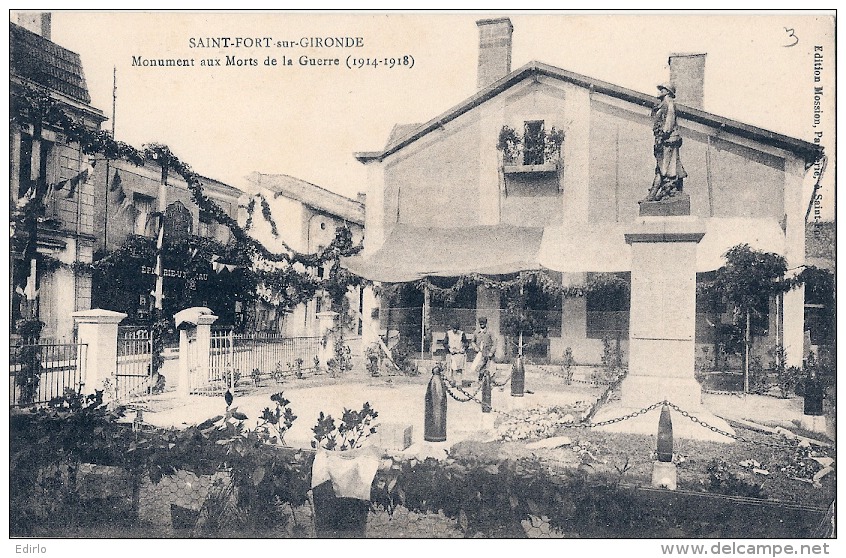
[63,163,94,199]
[152,221,165,310]
[379,270,629,303]
[111,170,127,206]
[11,85,365,274]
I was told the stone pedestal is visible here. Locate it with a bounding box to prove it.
[799,415,827,435]
[651,461,678,490]
[72,309,127,396]
[592,216,734,442]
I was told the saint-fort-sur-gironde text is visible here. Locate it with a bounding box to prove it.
[130,34,414,69]
[132,35,365,68]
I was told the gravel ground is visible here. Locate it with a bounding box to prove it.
[122,364,834,537]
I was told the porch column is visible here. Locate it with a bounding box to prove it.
[782,286,805,368]
[195,313,218,386]
[71,309,126,396]
[361,286,381,350]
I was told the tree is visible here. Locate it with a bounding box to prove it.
[702,244,792,393]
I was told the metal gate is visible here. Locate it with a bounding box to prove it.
[115,326,154,402]
[187,327,235,395]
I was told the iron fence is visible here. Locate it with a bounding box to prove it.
[9,343,87,407]
[116,327,154,402]
[187,328,323,393]
[229,330,322,382]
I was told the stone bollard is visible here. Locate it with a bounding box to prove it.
[481,371,492,413]
[71,309,127,396]
[511,356,525,397]
[800,372,826,433]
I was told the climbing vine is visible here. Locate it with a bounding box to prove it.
[11,83,364,326]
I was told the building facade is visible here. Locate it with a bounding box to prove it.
[347,18,822,367]
[241,172,365,336]
[10,17,107,341]
[11,15,245,340]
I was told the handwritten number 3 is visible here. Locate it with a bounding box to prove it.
[783,27,798,47]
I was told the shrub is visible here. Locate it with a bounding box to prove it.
[311,402,379,451]
[703,458,766,499]
[767,344,801,399]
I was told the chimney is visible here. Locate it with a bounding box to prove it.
[356,192,366,206]
[17,12,52,40]
[476,18,513,89]
[668,53,706,109]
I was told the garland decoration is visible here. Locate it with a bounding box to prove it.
[11,84,362,270]
[258,195,279,237]
[377,270,629,303]
[243,198,256,231]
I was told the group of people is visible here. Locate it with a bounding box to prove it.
[443,316,496,385]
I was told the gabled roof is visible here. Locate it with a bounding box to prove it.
[10,22,92,104]
[355,61,823,166]
[385,123,422,149]
[245,172,365,225]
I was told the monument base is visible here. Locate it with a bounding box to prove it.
[621,375,704,410]
[638,193,690,216]
[591,402,735,443]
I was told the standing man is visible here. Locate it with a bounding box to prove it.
[647,82,687,201]
[471,316,496,381]
[443,320,468,385]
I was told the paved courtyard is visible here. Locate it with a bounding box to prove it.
[139,364,605,450]
[133,362,821,450]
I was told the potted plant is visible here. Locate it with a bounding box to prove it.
[309,402,380,538]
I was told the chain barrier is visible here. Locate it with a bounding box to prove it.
[437,365,818,450]
[528,364,617,387]
[489,366,510,388]
[442,377,484,403]
[701,388,746,397]
[661,400,807,449]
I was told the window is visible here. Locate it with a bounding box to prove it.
[133,193,155,236]
[18,136,52,198]
[198,209,216,238]
[585,273,630,340]
[523,121,545,165]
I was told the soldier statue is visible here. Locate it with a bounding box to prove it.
[646,83,688,202]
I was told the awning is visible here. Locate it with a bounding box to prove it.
[341,224,544,282]
[537,221,632,273]
[696,218,786,272]
[538,218,786,273]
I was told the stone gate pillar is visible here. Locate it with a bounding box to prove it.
[72,309,127,396]
[174,307,218,397]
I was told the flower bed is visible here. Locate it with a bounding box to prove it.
[11,390,834,538]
